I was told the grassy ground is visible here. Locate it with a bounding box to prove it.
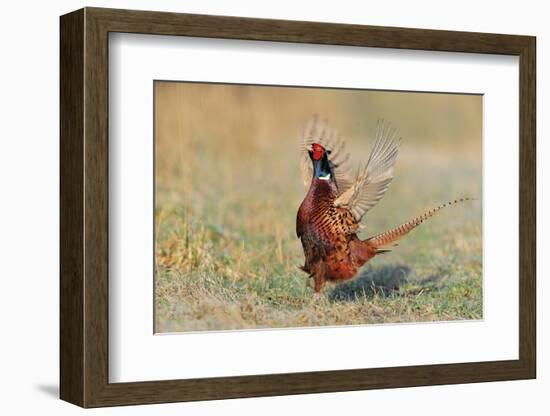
[154,82,483,333]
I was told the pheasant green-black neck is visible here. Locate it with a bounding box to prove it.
[312,152,333,181]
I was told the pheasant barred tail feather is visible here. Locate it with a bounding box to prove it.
[368,198,476,248]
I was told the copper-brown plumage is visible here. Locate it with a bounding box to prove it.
[296,116,473,292]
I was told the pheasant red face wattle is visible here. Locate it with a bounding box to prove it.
[311,143,325,161]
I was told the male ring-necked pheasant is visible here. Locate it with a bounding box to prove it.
[296,116,472,293]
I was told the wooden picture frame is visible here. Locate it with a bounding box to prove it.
[60,7,536,408]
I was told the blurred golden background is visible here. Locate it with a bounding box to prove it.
[155,81,482,332]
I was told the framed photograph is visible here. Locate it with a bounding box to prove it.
[60,7,536,408]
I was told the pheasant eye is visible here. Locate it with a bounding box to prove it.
[312,143,325,161]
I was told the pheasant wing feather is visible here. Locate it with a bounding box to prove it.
[334,120,400,222]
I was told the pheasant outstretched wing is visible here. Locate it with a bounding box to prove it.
[300,115,354,194]
[333,120,400,222]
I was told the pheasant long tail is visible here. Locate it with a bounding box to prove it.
[368,198,475,248]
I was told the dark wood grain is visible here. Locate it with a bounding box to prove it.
[60,7,537,408]
[90,7,532,54]
[518,37,536,376]
[59,8,84,406]
[83,10,110,406]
